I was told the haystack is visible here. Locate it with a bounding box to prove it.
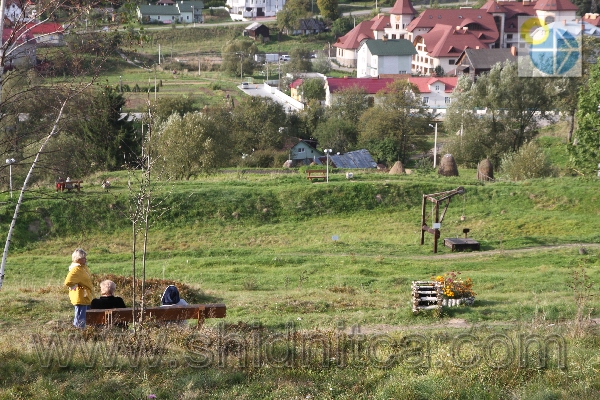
[389,161,405,175]
[477,159,494,181]
[438,154,459,176]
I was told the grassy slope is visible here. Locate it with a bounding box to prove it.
[1,170,600,399]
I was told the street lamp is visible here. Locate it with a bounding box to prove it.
[5,158,15,198]
[324,149,332,183]
[429,123,438,168]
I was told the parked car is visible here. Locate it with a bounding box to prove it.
[241,82,249,88]
[279,55,290,62]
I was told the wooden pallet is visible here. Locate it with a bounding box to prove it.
[412,281,443,314]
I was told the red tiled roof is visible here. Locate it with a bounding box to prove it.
[480,0,508,13]
[390,0,417,15]
[23,22,64,35]
[406,8,499,38]
[2,28,35,44]
[583,13,600,27]
[407,77,458,93]
[534,0,578,11]
[290,78,303,89]
[334,20,374,49]
[416,24,492,57]
[326,77,396,94]
[371,14,391,31]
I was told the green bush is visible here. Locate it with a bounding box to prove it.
[500,141,557,181]
[242,149,277,168]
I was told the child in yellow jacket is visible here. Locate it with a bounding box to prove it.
[64,248,93,329]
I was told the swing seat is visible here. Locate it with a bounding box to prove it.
[444,238,480,252]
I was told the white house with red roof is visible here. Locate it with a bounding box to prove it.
[407,76,458,109]
[22,22,64,46]
[2,28,36,68]
[334,0,419,67]
[384,0,418,39]
[334,20,379,67]
[324,77,395,106]
[324,76,458,110]
[412,24,498,75]
[335,0,582,75]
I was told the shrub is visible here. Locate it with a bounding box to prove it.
[500,141,557,181]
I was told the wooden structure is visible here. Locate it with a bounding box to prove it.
[412,281,443,314]
[420,186,465,253]
[86,303,226,327]
[444,238,481,251]
[444,227,480,251]
[306,169,327,181]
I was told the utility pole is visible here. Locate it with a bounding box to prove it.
[158,44,161,65]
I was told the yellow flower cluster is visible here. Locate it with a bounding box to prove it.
[434,272,476,299]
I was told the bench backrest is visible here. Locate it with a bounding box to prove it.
[86,303,226,327]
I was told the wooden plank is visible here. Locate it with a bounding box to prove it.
[86,304,226,326]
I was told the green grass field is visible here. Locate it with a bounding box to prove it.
[0,165,599,398]
[5,23,600,398]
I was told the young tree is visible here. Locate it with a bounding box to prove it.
[313,117,357,152]
[232,97,288,154]
[444,62,553,167]
[292,99,325,139]
[283,47,313,74]
[153,94,198,121]
[326,85,370,125]
[317,0,339,20]
[221,40,259,78]
[357,80,432,164]
[53,86,137,174]
[277,0,311,32]
[153,108,233,180]
[569,61,600,176]
[312,51,331,74]
[331,16,353,36]
[301,78,325,101]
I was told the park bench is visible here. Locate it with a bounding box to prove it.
[86,303,226,327]
[56,180,83,192]
[306,169,327,182]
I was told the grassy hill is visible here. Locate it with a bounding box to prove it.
[1,169,599,398]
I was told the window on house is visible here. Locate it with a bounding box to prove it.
[435,85,440,90]
[445,97,451,104]
[187,16,189,19]
[391,34,396,39]
[157,16,160,19]
[298,147,305,153]
[423,97,429,104]
[399,70,406,74]
[507,34,513,39]
[396,24,399,29]
[367,97,374,106]
[449,59,455,65]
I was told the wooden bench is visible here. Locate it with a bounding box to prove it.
[56,180,83,192]
[306,169,327,182]
[86,303,226,327]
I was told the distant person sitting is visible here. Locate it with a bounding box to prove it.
[91,280,127,309]
[161,285,188,306]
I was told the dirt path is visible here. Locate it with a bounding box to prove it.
[411,242,600,260]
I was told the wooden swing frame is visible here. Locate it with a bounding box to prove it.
[420,186,465,253]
